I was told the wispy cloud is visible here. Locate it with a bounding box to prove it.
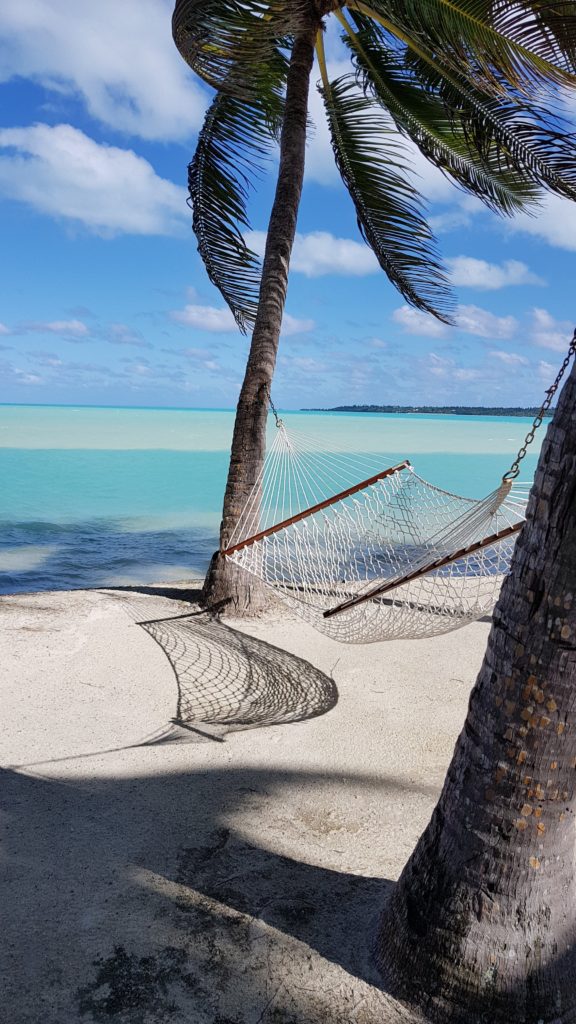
[282,314,315,336]
[489,350,529,366]
[170,304,237,333]
[447,256,543,290]
[392,306,448,338]
[27,350,64,366]
[1,318,90,340]
[455,305,517,339]
[170,302,314,336]
[393,303,517,340]
[512,193,576,252]
[0,124,186,236]
[537,359,558,380]
[529,307,573,352]
[247,229,378,277]
[105,323,150,348]
[28,319,89,338]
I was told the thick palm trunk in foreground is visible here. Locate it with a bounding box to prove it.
[378,357,576,1022]
[202,27,317,614]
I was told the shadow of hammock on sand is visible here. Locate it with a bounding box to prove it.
[10,601,339,771]
[137,610,339,733]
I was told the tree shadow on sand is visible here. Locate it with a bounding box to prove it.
[1,764,430,1024]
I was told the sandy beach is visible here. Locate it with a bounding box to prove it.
[1,584,490,1023]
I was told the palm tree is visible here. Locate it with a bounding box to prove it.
[172,0,576,612]
[377,343,576,1021]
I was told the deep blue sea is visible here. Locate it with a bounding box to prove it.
[0,404,541,594]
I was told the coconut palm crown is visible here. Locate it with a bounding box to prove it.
[173,0,576,613]
[174,0,576,330]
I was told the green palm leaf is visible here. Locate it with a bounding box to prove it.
[407,52,576,203]
[347,9,576,203]
[339,11,539,215]
[352,0,576,95]
[189,91,279,333]
[319,71,454,322]
[173,0,306,98]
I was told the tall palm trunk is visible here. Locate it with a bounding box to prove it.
[202,26,317,614]
[378,355,576,1022]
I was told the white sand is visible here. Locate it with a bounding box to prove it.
[0,586,490,1023]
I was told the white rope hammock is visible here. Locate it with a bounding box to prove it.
[222,419,529,644]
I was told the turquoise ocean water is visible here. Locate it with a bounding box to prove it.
[0,404,542,594]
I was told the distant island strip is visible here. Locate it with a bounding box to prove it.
[302,405,553,417]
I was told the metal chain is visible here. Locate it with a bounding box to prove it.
[269,393,283,428]
[503,327,576,481]
[260,382,283,428]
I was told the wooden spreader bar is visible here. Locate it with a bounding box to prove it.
[221,460,411,557]
[323,520,523,620]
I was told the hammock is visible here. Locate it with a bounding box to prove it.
[222,420,529,644]
[221,332,575,645]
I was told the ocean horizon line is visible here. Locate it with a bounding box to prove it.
[0,400,545,417]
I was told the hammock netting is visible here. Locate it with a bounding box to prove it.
[223,421,529,644]
[141,613,337,728]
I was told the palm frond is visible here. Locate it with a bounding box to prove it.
[173,0,306,98]
[350,0,576,96]
[318,70,454,322]
[527,2,576,68]
[190,92,279,333]
[347,9,576,203]
[338,10,540,215]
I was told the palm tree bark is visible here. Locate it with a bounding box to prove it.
[377,353,576,1022]
[202,24,318,615]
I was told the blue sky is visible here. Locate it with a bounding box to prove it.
[1,1,576,410]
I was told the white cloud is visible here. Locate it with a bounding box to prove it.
[454,305,517,339]
[33,319,89,338]
[282,313,315,336]
[513,193,576,251]
[181,347,212,360]
[392,306,449,338]
[171,304,236,332]
[305,60,348,187]
[489,350,528,366]
[248,229,378,277]
[423,352,500,388]
[427,352,453,377]
[279,354,328,374]
[406,141,466,205]
[429,209,474,234]
[538,359,558,380]
[530,308,573,352]
[0,124,186,236]
[2,318,90,339]
[453,367,485,382]
[393,303,517,339]
[0,0,207,141]
[170,303,314,336]
[28,351,64,366]
[447,257,543,290]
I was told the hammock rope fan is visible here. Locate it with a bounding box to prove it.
[221,332,576,645]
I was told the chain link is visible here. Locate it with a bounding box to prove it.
[260,382,283,428]
[503,328,576,481]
